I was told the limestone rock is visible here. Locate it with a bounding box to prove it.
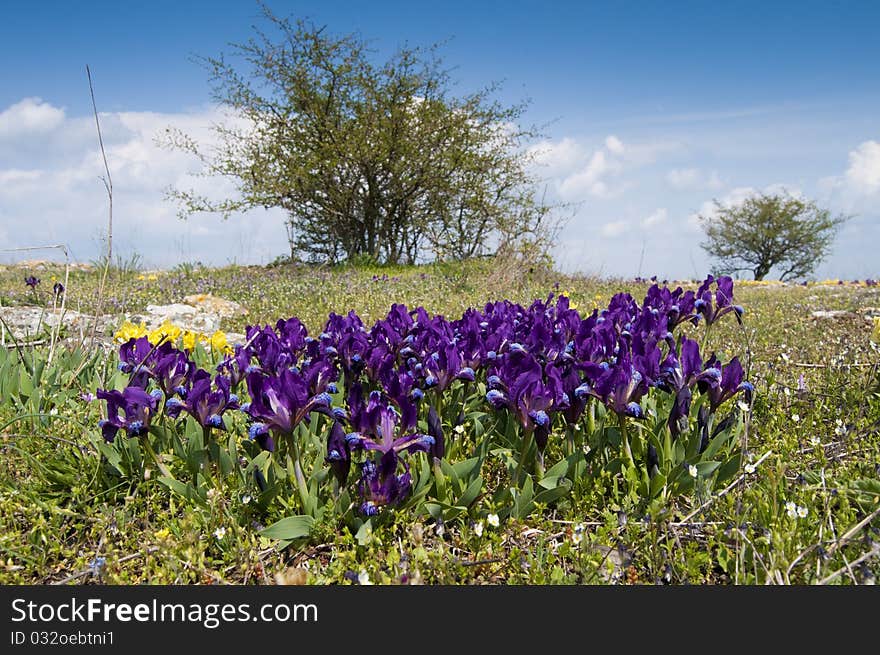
[182,294,247,319]
[810,310,857,320]
[0,306,115,342]
[128,303,221,334]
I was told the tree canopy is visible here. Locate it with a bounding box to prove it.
[698,191,849,281]
[162,9,558,265]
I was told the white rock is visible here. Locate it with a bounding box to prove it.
[810,310,856,319]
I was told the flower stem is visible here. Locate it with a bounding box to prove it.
[587,399,596,436]
[618,413,636,472]
[289,428,309,512]
[516,427,533,487]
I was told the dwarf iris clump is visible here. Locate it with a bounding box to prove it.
[93,274,753,537]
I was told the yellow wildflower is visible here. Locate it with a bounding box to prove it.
[872,317,880,344]
[149,322,182,346]
[147,273,158,281]
[181,330,198,352]
[209,330,232,354]
[114,321,148,343]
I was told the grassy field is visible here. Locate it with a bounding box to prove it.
[0,258,878,585]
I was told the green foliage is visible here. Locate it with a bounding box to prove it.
[160,8,558,266]
[699,190,849,280]
[0,261,878,585]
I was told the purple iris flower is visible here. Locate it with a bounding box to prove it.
[244,368,334,442]
[165,370,240,430]
[380,371,419,430]
[325,421,351,485]
[694,275,744,326]
[553,361,590,425]
[248,423,275,452]
[581,347,648,419]
[345,389,434,457]
[97,386,162,442]
[357,450,413,516]
[451,308,488,369]
[699,356,751,412]
[154,346,196,398]
[216,344,253,389]
[422,342,475,392]
[426,405,445,460]
[642,284,698,331]
[245,325,296,375]
[363,343,396,384]
[53,282,64,298]
[24,275,40,289]
[301,358,340,397]
[322,311,369,382]
[485,352,566,451]
[658,337,719,436]
[408,308,455,357]
[274,316,309,354]
[117,336,161,388]
[662,338,726,390]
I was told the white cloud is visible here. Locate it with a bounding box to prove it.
[605,135,624,155]
[558,149,621,199]
[528,137,586,178]
[706,171,723,189]
[0,98,289,267]
[666,168,700,189]
[532,134,683,201]
[845,140,880,194]
[687,186,756,231]
[0,98,66,139]
[666,167,723,190]
[600,220,628,237]
[686,184,801,232]
[641,208,667,229]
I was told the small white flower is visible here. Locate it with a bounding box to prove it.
[357,570,373,585]
[453,424,466,436]
[487,513,500,528]
[797,505,808,519]
[783,387,791,396]
[213,527,226,540]
[688,464,698,478]
[473,521,484,537]
[572,523,585,545]
[744,463,756,475]
[809,435,821,446]
[206,488,219,501]
[781,352,790,363]
[791,413,800,423]
[574,423,582,432]
[785,501,798,518]
[241,494,252,505]
[737,400,751,413]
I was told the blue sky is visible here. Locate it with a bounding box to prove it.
[1,0,879,279]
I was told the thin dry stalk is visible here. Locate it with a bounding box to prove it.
[87,65,113,348]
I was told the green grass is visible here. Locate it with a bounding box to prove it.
[0,258,878,585]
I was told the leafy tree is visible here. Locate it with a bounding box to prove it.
[161,8,557,265]
[698,191,849,281]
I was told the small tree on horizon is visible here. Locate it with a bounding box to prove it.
[160,7,559,266]
[698,191,849,281]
